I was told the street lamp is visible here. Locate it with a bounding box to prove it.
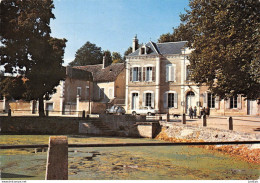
[181,47,186,115]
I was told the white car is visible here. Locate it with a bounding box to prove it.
[131,106,159,116]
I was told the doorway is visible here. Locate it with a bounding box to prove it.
[247,100,257,115]
[186,91,195,113]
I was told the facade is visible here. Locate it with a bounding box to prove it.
[125,36,260,116]
[75,57,126,108]
[46,67,93,114]
[3,67,94,115]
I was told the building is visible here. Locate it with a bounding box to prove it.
[75,56,126,109]
[2,67,93,115]
[125,36,260,116]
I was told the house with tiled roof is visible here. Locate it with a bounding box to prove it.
[125,36,259,116]
[75,57,126,108]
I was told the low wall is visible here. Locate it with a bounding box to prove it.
[0,116,79,134]
[136,122,161,138]
[99,114,146,137]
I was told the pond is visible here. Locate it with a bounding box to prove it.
[0,135,259,180]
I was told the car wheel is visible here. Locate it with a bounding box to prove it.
[132,111,136,116]
[147,112,151,116]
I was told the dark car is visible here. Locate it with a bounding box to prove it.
[105,105,126,115]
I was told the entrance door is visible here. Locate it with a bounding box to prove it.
[247,100,257,115]
[186,91,195,113]
[132,93,139,110]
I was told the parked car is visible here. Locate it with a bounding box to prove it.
[105,105,126,115]
[131,106,159,116]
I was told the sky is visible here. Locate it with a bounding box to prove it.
[50,0,190,66]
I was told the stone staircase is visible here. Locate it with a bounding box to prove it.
[88,118,117,136]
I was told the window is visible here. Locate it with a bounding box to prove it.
[164,92,178,108]
[132,67,140,81]
[207,93,215,108]
[230,96,238,109]
[168,93,175,108]
[86,86,89,98]
[46,103,53,111]
[186,65,192,81]
[145,93,152,107]
[77,87,81,96]
[132,93,139,109]
[99,88,105,99]
[166,64,175,82]
[141,47,145,54]
[146,67,152,81]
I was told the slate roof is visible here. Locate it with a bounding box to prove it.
[74,63,125,82]
[128,41,187,57]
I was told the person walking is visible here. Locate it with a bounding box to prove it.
[194,106,197,118]
[189,106,194,119]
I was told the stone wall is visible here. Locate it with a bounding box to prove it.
[0,116,79,134]
[98,114,141,136]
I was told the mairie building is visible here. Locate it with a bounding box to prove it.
[125,36,259,116]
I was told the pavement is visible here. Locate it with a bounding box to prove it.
[167,115,260,135]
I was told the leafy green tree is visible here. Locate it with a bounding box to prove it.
[123,46,133,60]
[0,76,26,100]
[112,52,124,63]
[103,50,112,66]
[69,41,103,66]
[158,14,194,44]
[176,0,260,99]
[0,0,67,116]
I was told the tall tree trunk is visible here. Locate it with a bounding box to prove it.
[38,95,45,117]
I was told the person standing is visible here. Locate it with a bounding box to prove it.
[206,107,209,117]
[189,106,194,119]
[194,106,197,118]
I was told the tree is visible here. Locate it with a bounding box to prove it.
[69,41,103,66]
[123,46,133,60]
[0,0,67,116]
[112,52,124,63]
[184,0,260,99]
[158,14,194,44]
[103,50,112,66]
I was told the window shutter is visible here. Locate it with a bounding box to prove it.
[226,98,230,109]
[237,95,242,109]
[203,93,207,108]
[151,93,155,108]
[138,67,141,81]
[170,66,175,81]
[142,93,145,107]
[152,67,156,82]
[143,67,146,81]
[215,96,220,109]
[164,93,168,108]
[166,66,169,82]
[174,93,178,109]
[130,68,132,82]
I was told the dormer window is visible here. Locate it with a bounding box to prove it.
[141,47,145,55]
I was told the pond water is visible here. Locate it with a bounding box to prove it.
[1,135,259,180]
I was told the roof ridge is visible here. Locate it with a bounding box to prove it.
[157,41,188,44]
[149,41,160,54]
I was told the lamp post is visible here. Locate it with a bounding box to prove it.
[181,47,186,115]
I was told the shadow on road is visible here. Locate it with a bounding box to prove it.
[1,172,35,179]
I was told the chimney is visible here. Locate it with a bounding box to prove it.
[102,55,106,69]
[132,35,138,53]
